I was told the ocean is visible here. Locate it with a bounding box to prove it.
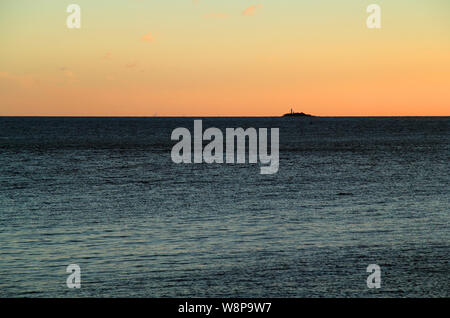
[0,117,448,297]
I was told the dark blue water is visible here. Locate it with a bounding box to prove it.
[0,117,449,297]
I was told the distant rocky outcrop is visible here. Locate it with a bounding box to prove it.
[282,109,314,117]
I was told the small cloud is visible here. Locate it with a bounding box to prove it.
[242,4,263,16]
[106,75,115,81]
[141,32,155,43]
[0,72,41,88]
[125,62,137,68]
[59,67,74,78]
[204,13,228,19]
[0,72,37,88]
[64,70,74,78]
[102,52,112,60]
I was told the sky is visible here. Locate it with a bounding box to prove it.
[0,0,449,116]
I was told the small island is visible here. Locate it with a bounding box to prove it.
[282,108,314,117]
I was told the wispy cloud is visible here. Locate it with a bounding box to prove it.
[242,4,263,16]
[204,13,228,19]
[59,67,74,78]
[141,32,155,43]
[0,72,40,88]
[102,52,112,60]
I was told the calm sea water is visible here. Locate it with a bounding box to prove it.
[0,117,448,297]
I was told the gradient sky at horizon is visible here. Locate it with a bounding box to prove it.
[1,0,449,116]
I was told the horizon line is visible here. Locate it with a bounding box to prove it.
[0,115,449,118]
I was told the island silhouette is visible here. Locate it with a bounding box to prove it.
[282,108,314,117]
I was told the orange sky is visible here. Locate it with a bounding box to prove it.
[0,1,449,116]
